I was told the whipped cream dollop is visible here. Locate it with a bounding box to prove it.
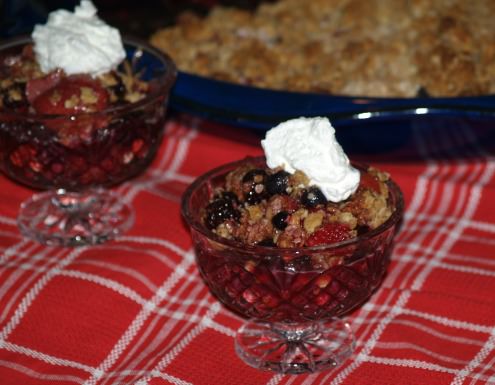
[261,117,360,202]
[32,0,126,77]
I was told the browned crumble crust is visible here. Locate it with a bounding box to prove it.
[204,163,393,247]
[151,0,495,97]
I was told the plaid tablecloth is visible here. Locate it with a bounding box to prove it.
[1,113,495,385]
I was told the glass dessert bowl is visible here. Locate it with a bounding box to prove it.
[0,36,176,246]
[182,156,404,374]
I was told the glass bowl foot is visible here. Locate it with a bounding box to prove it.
[235,319,355,374]
[17,189,134,247]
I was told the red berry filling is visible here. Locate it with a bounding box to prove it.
[31,75,109,115]
[306,223,352,246]
[359,172,381,193]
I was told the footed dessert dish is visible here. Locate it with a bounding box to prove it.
[182,117,404,373]
[0,1,176,246]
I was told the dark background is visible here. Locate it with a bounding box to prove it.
[0,0,273,39]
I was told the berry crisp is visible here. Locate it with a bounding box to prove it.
[203,160,394,248]
[0,38,170,190]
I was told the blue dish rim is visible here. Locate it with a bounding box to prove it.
[170,71,495,130]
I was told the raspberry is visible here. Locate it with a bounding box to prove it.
[315,292,331,306]
[359,172,380,193]
[9,144,36,167]
[306,223,351,246]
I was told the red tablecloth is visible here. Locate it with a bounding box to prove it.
[1,114,495,385]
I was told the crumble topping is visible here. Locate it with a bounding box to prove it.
[151,0,495,97]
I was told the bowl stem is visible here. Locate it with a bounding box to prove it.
[17,188,134,247]
[235,318,355,374]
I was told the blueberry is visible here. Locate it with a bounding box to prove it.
[257,238,276,247]
[272,211,289,230]
[356,225,370,236]
[242,169,267,205]
[218,191,239,205]
[205,197,240,229]
[266,170,290,195]
[301,186,327,208]
[242,169,267,184]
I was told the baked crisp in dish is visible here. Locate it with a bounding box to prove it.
[151,0,495,97]
[0,37,175,190]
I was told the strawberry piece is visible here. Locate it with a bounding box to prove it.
[32,75,109,115]
[29,75,110,147]
[25,69,63,104]
[359,172,380,193]
[306,223,351,246]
